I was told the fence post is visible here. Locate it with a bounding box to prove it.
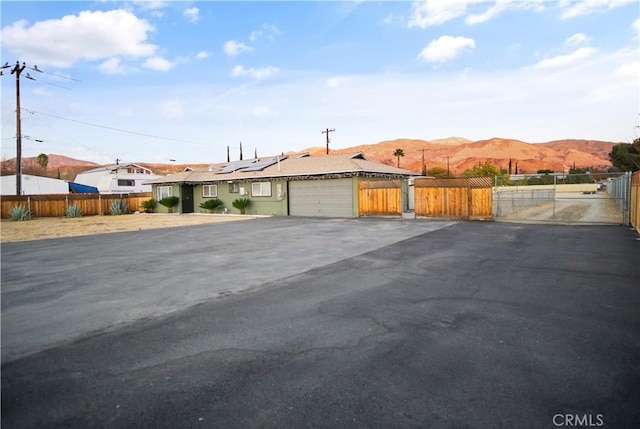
[99,194,102,216]
[27,196,31,215]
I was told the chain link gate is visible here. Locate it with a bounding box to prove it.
[493,172,630,225]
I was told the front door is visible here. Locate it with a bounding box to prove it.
[181,185,194,213]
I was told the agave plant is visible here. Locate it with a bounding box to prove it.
[199,198,224,213]
[158,196,180,213]
[66,204,83,218]
[109,199,129,215]
[232,197,251,215]
[9,205,31,221]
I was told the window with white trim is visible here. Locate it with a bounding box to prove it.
[157,186,172,200]
[252,181,271,197]
[117,179,135,186]
[203,184,218,198]
[229,182,239,193]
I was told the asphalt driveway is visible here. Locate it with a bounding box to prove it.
[2,218,639,428]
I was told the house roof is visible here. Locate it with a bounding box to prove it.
[78,162,152,174]
[144,152,417,185]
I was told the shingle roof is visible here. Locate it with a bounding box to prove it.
[144,153,416,185]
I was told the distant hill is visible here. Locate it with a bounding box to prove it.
[1,137,619,180]
[295,137,618,174]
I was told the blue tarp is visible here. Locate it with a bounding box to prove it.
[68,182,99,193]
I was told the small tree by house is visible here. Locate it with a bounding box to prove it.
[141,198,157,213]
[159,196,180,213]
[232,197,251,214]
[200,198,224,213]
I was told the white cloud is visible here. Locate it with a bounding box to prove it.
[465,1,509,25]
[0,10,156,68]
[248,23,280,42]
[560,0,635,19]
[532,47,597,69]
[633,17,640,37]
[183,7,199,23]
[408,0,546,28]
[195,51,210,60]
[565,33,591,46]
[98,57,126,75]
[142,56,174,71]
[418,35,475,63]
[232,65,280,80]
[117,109,134,117]
[223,40,253,56]
[408,0,473,28]
[326,77,349,88]
[159,100,184,119]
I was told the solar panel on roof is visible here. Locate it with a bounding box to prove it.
[243,156,288,172]
[218,159,259,173]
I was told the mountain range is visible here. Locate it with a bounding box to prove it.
[1,137,619,181]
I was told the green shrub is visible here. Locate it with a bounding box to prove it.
[109,199,129,215]
[232,197,251,215]
[66,204,83,218]
[158,196,180,213]
[141,198,157,213]
[199,198,224,213]
[9,205,31,221]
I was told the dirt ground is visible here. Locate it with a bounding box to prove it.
[0,213,255,243]
[496,192,625,224]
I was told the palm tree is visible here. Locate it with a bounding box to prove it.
[393,148,405,168]
[37,153,49,174]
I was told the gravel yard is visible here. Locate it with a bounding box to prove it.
[0,213,256,243]
[496,192,625,224]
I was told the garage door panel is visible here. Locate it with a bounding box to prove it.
[289,179,353,217]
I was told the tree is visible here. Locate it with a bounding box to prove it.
[462,163,501,178]
[609,139,640,172]
[37,153,49,173]
[427,166,448,178]
[393,148,405,168]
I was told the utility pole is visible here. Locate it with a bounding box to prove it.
[420,149,427,176]
[2,61,41,195]
[322,128,335,155]
[446,156,450,178]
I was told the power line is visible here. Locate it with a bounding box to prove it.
[25,109,203,145]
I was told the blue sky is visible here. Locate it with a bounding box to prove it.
[1,1,638,164]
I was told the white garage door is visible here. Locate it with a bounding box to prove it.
[289,178,354,217]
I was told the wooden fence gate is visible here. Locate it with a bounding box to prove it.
[358,180,402,216]
[414,177,493,220]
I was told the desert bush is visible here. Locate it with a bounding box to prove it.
[109,199,129,215]
[232,197,251,215]
[9,205,31,221]
[199,198,224,213]
[158,196,180,213]
[66,204,83,218]
[141,198,157,213]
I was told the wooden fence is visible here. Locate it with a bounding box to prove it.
[414,177,493,220]
[1,193,152,219]
[631,171,640,234]
[358,180,402,216]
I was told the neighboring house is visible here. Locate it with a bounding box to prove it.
[74,162,161,194]
[1,174,69,195]
[144,152,417,217]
